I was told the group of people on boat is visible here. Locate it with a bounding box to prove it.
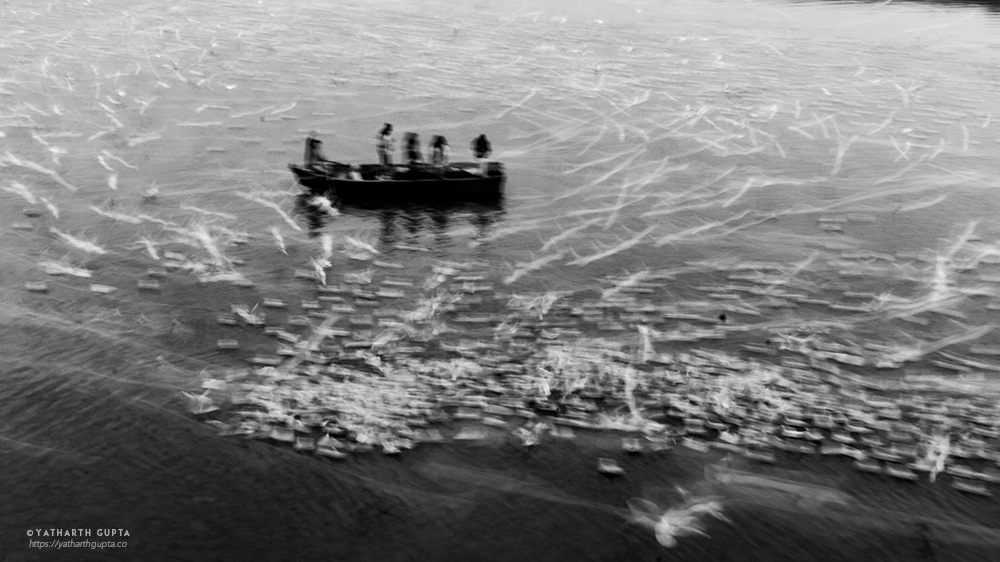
[395,131,450,167]
[304,125,493,176]
[378,124,491,171]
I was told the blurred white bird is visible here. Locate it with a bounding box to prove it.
[626,492,728,548]
[181,391,218,414]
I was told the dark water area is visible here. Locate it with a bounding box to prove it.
[4,0,1000,560]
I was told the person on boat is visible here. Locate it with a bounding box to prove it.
[471,134,492,175]
[376,123,394,166]
[304,130,333,172]
[429,135,450,166]
[404,132,423,165]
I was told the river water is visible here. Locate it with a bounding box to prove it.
[3,0,1000,560]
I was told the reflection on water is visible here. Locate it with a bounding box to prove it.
[293,192,505,246]
[373,204,505,248]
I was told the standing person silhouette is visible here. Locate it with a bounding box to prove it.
[376,123,394,167]
[471,134,492,175]
[429,135,451,166]
[304,130,333,172]
[404,132,423,165]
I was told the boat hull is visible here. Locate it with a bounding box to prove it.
[289,162,505,204]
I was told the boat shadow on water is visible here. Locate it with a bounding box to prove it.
[293,191,505,245]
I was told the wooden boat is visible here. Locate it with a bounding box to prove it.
[289,161,506,204]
